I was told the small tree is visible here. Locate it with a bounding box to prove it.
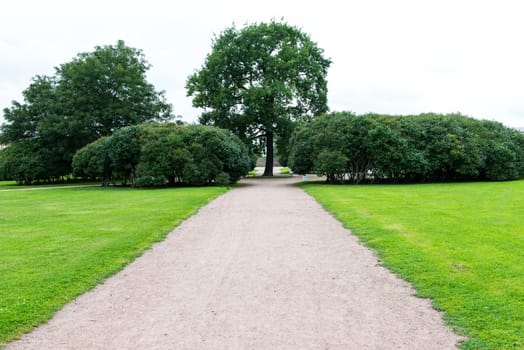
[187,21,331,176]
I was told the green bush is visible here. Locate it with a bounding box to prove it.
[215,172,230,186]
[72,137,112,185]
[289,112,524,183]
[1,141,52,185]
[315,150,347,183]
[288,126,315,175]
[109,126,141,185]
[73,123,253,187]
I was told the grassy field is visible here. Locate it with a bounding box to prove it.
[302,180,523,350]
[0,184,227,345]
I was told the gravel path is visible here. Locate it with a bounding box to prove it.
[8,177,463,349]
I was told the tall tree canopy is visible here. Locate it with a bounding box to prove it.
[186,21,331,176]
[0,40,171,184]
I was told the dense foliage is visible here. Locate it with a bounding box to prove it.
[289,112,524,183]
[0,41,171,184]
[73,123,254,187]
[186,21,331,176]
[0,149,6,181]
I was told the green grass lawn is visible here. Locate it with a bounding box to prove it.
[0,185,226,345]
[302,180,523,350]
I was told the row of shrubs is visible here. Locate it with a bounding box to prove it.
[72,123,255,187]
[288,112,524,183]
[3,113,524,186]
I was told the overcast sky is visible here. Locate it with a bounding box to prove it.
[1,0,523,127]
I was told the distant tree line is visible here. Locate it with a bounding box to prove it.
[73,123,255,187]
[0,40,171,184]
[2,27,524,187]
[289,112,524,183]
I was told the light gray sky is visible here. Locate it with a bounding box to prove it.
[1,0,523,127]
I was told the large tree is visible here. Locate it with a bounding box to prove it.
[1,40,171,184]
[186,21,331,176]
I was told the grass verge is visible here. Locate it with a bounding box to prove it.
[302,180,523,349]
[0,185,226,345]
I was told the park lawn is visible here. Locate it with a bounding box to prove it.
[0,185,227,345]
[302,180,523,350]
[0,181,17,188]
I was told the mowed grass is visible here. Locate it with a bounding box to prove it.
[0,185,227,345]
[302,181,523,349]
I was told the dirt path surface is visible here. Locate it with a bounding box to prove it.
[8,177,462,349]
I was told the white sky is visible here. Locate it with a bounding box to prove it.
[1,0,523,127]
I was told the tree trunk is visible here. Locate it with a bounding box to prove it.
[263,131,274,176]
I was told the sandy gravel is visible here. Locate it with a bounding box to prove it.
[8,177,463,349]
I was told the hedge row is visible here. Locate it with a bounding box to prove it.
[289,112,524,183]
[72,123,255,187]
